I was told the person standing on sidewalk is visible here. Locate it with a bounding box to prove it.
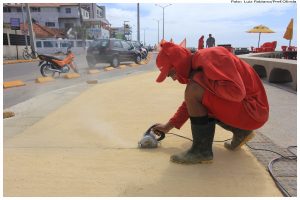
[198,35,204,50]
[206,34,215,48]
[152,42,269,164]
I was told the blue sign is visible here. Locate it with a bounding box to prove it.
[10,18,20,30]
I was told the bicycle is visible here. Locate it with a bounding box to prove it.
[22,47,37,60]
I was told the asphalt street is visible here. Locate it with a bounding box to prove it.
[3,53,156,109]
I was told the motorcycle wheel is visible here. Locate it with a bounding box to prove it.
[23,51,31,60]
[40,63,55,77]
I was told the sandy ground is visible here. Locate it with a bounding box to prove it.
[4,71,282,197]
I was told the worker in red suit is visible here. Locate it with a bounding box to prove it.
[198,35,204,50]
[152,42,269,164]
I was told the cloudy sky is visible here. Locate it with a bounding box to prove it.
[100,2,297,49]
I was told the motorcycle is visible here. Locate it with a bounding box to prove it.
[140,46,148,59]
[38,47,78,77]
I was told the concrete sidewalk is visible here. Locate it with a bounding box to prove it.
[4,71,282,197]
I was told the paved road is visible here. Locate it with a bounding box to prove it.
[3,53,156,109]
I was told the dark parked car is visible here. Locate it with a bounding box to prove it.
[86,39,142,67]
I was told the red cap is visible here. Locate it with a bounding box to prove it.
[156,42,192,84]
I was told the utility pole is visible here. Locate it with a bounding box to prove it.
[137,3,140,43]
[153,19,159,45]
[21,3,28,49]
[25,3,37,58]
[155,4,172,40]
[143,29,146,46]
[78,3,86,47]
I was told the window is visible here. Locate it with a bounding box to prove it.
[9,34,30,45]
[31,7,40,12]
[64,23,73,30]
[65,8,71,13]
[45,22,55,27]
[99,10,103,17]
[112,41,122,48]
[16,7,22,12]
[91,40,101,48]
[76,41,83,47]
[43,41,58,48]
[68,41,74,47]
[57,7,60,12]
[101,40,109,47]
[60,42,69,47]
[36,41,42,48]
[3,7,11,12]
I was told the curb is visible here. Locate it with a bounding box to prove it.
[118,65,127,69]
[88,69,101,74]
[64,73,80,79]
[36,77,55,83]
[104,66,115,71]
[3,111,15,119]
[86,80,98,84]
[129,63,139,67]
[3,80,26,89]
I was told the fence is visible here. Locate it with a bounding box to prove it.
[3,31,32,59]
[3,30,94,59]
[35,39,94,55]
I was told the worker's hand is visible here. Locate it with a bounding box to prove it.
[152,122,174,135]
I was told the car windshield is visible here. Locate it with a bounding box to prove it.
[91,39,109,48]
[132,41,140,48]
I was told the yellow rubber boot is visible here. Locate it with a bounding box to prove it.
[217,121,255,151]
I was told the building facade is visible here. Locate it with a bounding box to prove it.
[3,3,109,39]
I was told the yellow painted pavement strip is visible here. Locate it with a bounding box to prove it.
[104,66,115,71]
[35,77,55,84]
[3,80,26,89]
[129,63,139,67]
[88,69,101,74]
[64,73,80,79]
[118,65,127,69]
[4,71,282,196]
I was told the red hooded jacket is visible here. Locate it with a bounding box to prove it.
[156,42,269,130]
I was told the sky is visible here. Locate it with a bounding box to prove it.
[100,2,297,49]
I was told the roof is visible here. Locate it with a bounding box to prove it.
[4,3,78,8]
[21,23,65,38]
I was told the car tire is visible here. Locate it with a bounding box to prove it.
[135,54,141,64]
[111,56,119,68]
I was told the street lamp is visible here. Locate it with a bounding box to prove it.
[21,3,28,49]
[153,19,160,45]
[155,3,172,40]
[123,20,129,40]
[143,28,146,46]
